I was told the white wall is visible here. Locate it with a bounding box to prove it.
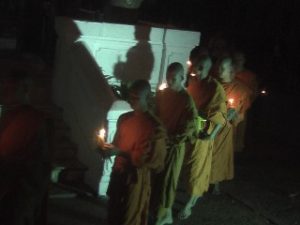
[53,17,200,191]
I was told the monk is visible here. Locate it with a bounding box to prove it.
[232,52,258,152]
[211,56,252,194]
[0,72,51,225]
[153,62,197,225]
[233,52,258,102]
[100,79,167,225]
[178,54,227,219]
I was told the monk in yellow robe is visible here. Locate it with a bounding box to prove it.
[100,80,167,225]
[179,54,227,220]
[152,62,197,225]
[210,56,252,194]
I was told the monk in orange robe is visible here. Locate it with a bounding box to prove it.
[233,52,258,152]
[179,54,227,220]
[153,62,197,225]
[0,74,51,225]
[100,80,167,225]
[210,56,252,194]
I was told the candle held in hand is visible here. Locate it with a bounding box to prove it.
[228,98,234,108]
[159,82,168,90]
[97,128,106,149]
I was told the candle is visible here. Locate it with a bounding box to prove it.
[260,89,267,95]
[97,128,106,149]
[228,98,234,108]
[159,82,168,90]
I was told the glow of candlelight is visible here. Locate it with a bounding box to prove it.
[261,90,267,95]
[228,98,234,107]
[159,82,168,90]
[97,128,106,149]
[190,73,196,77]
[186,60,192,66]
[98,128,106,140]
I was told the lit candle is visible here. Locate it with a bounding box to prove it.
[186,60,192,66]
[159,82,168,90]
[260,89,267,95]
[190,73,196,77]
[97,128,106,149]
[228,98,234,108]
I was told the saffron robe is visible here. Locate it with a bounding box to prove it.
[153,88,197,215]
[222,79,252,152]
[107,111,167,225]
[210,79,252,183]
[235,70,258,151]
[186,77,227,196]
[0,105,51,225]
[235,70,258,102]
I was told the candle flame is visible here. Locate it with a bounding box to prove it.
[186,60,192,66]
[261,90,267,95]
[98,128,106,139]
[159,82,168,90]
[228,98,234,105]
[190,73,196,77]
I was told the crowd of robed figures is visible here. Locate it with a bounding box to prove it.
[97,49,258,225]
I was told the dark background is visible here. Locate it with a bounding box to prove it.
[1,0,299,148]
[1,0,299,94]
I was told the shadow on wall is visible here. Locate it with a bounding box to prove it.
[113,25,154,86]
[53,18,116,190]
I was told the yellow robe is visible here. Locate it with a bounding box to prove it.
[153,88,197,214]
[107,111,167,225]
[210,79,252,183]
[186,77,227,196]
[222,79,252,152]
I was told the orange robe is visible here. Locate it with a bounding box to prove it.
[222,79,252,122]
[235,70,258,102]
[153,88,197,215]
[210,79,252,183]
[235,70,258,151]
[107,111,166,225]
[0,105,50,224]
[185,76,227,196]
[222,79,252,152]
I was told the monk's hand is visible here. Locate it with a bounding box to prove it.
[100,143,120,158]
[227,108,237,121]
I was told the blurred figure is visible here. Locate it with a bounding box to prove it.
[100,80,167,225]
[178,54,227,220]
[233,51,258,102]
[232,51,258,152]
[152,63,197,225]
[0,71,52,225]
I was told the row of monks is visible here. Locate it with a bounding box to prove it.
[100,50,258,225]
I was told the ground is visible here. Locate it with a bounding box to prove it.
[48,142,300,225]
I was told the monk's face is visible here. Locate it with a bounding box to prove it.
[199,58,212,80]
[129,89,151,112]
[219,58,234,82]
[167,69,184,91]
